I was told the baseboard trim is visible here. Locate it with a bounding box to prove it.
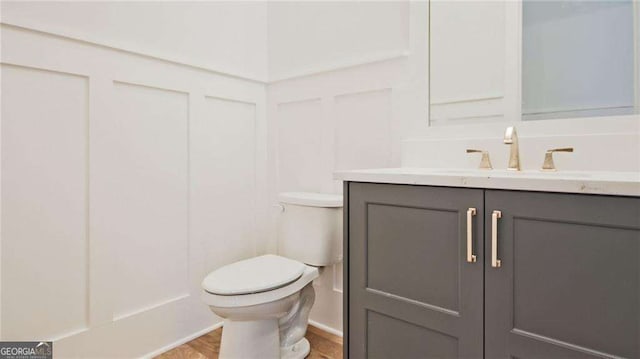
[309,320,343,338]
[141,321,223,358]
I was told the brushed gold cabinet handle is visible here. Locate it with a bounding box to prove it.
[466,208,477,263]
[491,210,502,268]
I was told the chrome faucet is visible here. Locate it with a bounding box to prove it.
[503,126,520,171]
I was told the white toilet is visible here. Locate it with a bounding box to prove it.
[201,192,343,359]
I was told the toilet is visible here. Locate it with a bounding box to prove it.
[201,192,343,359]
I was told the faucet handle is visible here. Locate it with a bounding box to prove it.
[466,149,493,170]
[541,147,574,171]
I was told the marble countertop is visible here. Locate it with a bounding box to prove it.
[334,168,640,197]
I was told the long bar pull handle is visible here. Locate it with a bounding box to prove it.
[466,208,477,263]
[491,210,502,268]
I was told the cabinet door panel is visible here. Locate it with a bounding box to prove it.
[347,183,484,358]
[367,202,460,310]
[367,311,459,358]
[485,190,640,359]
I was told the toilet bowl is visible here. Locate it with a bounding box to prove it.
[202,255,320,359]
[201,192,342,359]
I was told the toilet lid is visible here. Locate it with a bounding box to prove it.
[202,255,306,295]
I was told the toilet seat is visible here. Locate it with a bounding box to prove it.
[202,255,306,295]
[202,264,319,308]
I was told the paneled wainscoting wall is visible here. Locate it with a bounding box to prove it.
[265,1,431,334]
[0,23,267,358]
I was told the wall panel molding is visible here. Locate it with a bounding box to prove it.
[113,80,191,97]
[0,61,89,79]
[110,80,190,321]
[87,75,115,329]
[270,50,409,83]
[1,64,90,341]
[276,97,323,108]
[0,22,267,83]
[430,96,505,125]
[333,88,393,172]
[195,95,258,275]
[1,21,266,356]
[333,87,397,101]
[204,94,257,106]
[2,21,412,87]
[113,294,190,322]
[430,94,504,106]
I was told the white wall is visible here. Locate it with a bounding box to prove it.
[1,1,268,81]
[265,0,428,334]
[0,2,267,357]
[1,0,422,342]
[268,1,410,81]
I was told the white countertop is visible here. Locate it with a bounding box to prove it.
[334,168,640,197]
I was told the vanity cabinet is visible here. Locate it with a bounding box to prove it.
[344,182,640,359]
[346,183,484,358]
[484,190,640,359]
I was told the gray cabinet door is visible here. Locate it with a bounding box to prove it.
[347,182,484,358]
[485,190,640,358]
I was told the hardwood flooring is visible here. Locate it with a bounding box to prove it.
[156,325,343,359]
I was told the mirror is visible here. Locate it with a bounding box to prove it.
[429,1,638,125]
[522,1,635,120]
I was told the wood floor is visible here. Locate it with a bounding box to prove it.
[156,325,343,359]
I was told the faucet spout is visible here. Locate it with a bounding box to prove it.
[504,126,520,171]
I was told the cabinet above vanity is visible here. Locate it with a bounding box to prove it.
[338,168,640,358]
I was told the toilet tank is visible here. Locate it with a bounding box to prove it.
[277,192,343,266]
